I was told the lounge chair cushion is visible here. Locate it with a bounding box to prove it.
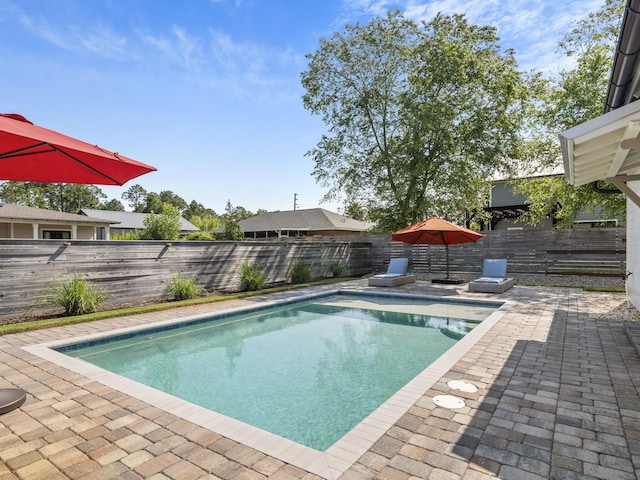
[368,258,415,287]
[468,258,513,293]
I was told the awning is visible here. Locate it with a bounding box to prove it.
[560,99,640,207]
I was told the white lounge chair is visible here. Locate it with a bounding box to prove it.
[368,258,416,287]
[468,258,514,293]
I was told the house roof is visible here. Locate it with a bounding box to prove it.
[80,209,199,232]
[0,203,112,224]
[238,208,374,233]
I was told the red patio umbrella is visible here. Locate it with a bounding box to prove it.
[392,216,484,281]
[0,113,156,185]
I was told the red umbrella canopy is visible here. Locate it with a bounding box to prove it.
[391,216,484,245]
[0,113,157,186]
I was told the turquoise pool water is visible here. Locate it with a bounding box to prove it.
[58,293,498,450]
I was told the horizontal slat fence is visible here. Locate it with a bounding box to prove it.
[0,238,371,320]
[0,228,626,321]
[368,228,626,278]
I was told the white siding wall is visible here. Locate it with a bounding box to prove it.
[627,190,640,309]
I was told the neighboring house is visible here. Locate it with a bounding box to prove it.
[486,174,620,230]
[560,0,640,308]
[80,209,199,239]
[236,208,374,239]
[0,203,112,240]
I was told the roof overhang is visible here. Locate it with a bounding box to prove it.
[560,99,640,207]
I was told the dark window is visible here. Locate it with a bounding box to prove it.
[42,230,71,239]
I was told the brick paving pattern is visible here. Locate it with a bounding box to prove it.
[0,282,639,479]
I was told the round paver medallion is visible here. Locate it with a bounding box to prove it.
[432,394,466,409]
[447,379,478,393]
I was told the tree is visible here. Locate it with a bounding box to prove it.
[141,203,182,240]
[302,11,535,231]
[98,198,126,211]
[121,184,148,212]
[189,214,222,232]
[183,200,217,220]
[44,184,106,212]
[220,200,244,240]
[0,181,48,208]
[143,192,164,213]
[0,181,105,212]
[159,190,188,213]
[513,0,626,227]
[344,202,368,221]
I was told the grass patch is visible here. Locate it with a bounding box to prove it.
[0,277,351,336]
[582,286,626,293]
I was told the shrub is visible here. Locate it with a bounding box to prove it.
[141,204,182,240]
[290,260,313,284]
[329,261,347,277]
[239,263,266,291]
[186,231,214,241]
[47,273,108,316]
[111,230,141,240]
[167,274,203,301]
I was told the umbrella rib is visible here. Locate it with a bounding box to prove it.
[0,142,121,185]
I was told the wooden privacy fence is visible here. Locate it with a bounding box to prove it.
[0,239,372,320]
[368,228,626,278]
[0,228,626,321]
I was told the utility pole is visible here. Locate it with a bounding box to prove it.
[293,193,298,211]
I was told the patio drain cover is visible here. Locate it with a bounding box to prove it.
[433,394,465,409]
[447,380,478,393]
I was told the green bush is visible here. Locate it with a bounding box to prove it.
[329,261,347,277]
[111,230,141,240]
[167,274,204,301]
[239,263,266,291]
[185,231,214,241]
[47,273,108,316]
[290,260,313,284]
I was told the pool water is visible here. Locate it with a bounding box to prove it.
[59,293,497,450]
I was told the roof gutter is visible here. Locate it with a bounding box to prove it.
[604,0,640,113]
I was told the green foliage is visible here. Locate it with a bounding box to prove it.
[239,263,266,291]
[221,200,245,241]
[99,198,125,211]
[183,200,217,220]
[0,181,106,212]
[515,0,626,227]
[121,184,148,212]
[185,231,214,240]
[328,261,347,277]
[167,274,203,301]
[47,273,108,316]
[289,261,313,284]
[302,10,536,232]
[111,230,141,240]
[141,203,182,240]
[189,214,222,232]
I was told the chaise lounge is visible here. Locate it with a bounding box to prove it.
[468,258,514,293]
[368,258,416,287]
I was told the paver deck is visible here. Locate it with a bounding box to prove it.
[1,281,639,479]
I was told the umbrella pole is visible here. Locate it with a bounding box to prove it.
[446,244,450,278]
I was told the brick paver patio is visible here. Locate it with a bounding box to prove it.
[1,281,639,479]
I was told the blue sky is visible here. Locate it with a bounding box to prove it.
[0,0,604,214]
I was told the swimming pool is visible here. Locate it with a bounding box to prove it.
[24,289,512,478]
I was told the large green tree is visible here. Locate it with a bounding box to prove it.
[302,11,536,231]
[513,0,626,227]
[121,184,148,212]
[0,181,105,212]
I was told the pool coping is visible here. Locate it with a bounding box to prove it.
[22,289,515,480]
